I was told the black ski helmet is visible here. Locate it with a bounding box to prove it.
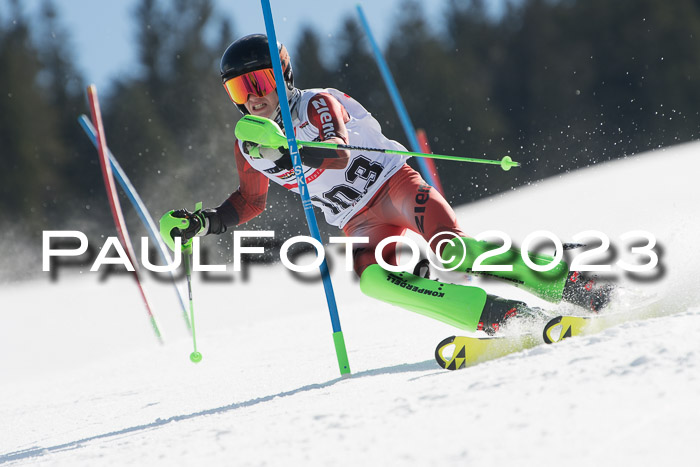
[220,34,294,114]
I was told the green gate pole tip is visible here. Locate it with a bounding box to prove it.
[333,331,351,375]
[150,316,163,342]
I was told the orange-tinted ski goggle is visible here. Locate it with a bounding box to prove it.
[223,68,277,105]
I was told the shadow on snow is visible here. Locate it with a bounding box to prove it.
[0,359,439,464]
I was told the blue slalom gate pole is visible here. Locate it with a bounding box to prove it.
[260,0,350,375]
[78,115,191,331]
[356,4,442,191]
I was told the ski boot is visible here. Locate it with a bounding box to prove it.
[413,258,431,279]
[478,295,549,335]
[413,259,549,335]
[561,271,616,313]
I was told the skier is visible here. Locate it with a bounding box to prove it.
[162,34,613,334]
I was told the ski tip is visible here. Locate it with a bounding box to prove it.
[543,315,590,344]
[543,316,563,344]
[435,336,465,371]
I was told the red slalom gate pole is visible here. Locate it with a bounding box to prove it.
[87,84,163,343]
[416,129,446,197]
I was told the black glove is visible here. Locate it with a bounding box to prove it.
[244,141,293,170]
[170,209,208,243]
[274,150,294,170]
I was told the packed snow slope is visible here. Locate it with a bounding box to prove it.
[1,142,699,466]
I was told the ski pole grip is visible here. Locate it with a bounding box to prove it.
[235,115,288,148]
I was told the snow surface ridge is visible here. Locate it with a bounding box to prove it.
[1,142,699,466]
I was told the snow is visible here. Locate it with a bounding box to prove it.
[2,142,700,466]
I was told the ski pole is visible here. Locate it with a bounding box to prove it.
[158,203,203,363]
[173,202,203,363]
[235,114,520,171]
[298,139,519,171]
[183,249,202,363]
